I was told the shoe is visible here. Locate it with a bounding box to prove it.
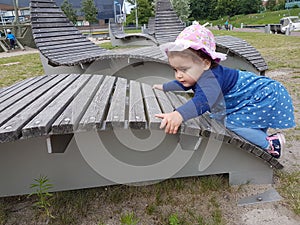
[266,133,286,158]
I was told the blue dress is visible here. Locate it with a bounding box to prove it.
[225,71,295,129]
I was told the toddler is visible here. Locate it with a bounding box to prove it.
[153,23,295,158]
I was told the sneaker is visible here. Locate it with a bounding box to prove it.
[266,133,286,158]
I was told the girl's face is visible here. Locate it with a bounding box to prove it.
[168,51,211,87]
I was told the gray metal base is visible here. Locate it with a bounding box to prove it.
[0,130,273,197]
[238,188,282,206]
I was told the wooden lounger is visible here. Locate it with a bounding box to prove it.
[30,0,267,78]
[109,20,158,47]
[0,74,282,197]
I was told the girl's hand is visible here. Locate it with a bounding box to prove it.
[152,84,163,90]
[155,111,183,134]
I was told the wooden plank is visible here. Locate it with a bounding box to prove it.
[104,77,127,129]
[0,74,78,143]
[31,17,69,24]
[35,38,90,47]
[42,44,100,55]
[31,23,74,28]
[33,35,85,44]
[30,8,62,14]
[202,113,232,142]
[165,92,200,136]
[32,27,79,33]
[31,13,66,18]
[31,0,56,3]
[153,89,174,113]
[141,83,162,129]
[78,76,116,131]
[0,74,63,127]
[51,75,104,134]
[0,75,55,113]
[31,2,59,8]
[33,31,83,38]
[46,49,106,62]
[129,80,146,129]
[0,76,42,102]
[38,40,93,51]
[22,75,91,138]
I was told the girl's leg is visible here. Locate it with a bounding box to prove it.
[226,123,269,149]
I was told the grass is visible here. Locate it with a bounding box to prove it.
[276,170,300,215]
[211,30,300,70]
[201,8,300,27]
[0,53,43,88]
[0,31,299,224]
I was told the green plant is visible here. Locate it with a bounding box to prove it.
[29,175,54,219]
[169,213,180,225]
[0,53,43,88]
[120,212,139,225]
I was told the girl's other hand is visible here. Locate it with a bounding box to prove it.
[155,111,183,134]
[152,84,163,90]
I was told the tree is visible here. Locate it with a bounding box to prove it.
[81,0,98,26]
[125,0,154,26]
[266,0,277,11]
[171,0,191,22]
[61,0,78,25]
[190,0,218,21]
[238,0,261,15]
[215,0,240,18]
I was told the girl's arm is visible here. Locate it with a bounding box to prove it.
[153,80,191,92]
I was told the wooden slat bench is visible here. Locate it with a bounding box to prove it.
[215,35,268,75]
[30,0,267,79]
[109,20,158,47]
[0,74,283,197]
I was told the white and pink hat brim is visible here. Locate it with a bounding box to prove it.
[159,24,227,63]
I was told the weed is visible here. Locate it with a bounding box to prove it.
[169,213,180,225]
[29,175,54,219]
[120,212,139,225]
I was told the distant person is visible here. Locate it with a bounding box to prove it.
[6,29,16,50]
[224,20,229,30]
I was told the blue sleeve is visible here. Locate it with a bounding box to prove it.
[175,70,223,121]
[163,80,191,92]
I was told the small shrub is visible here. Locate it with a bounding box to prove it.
[29,175,54,219]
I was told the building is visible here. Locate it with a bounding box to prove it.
[0,0,125,26]
[285,0,300,8]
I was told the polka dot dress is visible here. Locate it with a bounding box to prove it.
[224,71,295,129]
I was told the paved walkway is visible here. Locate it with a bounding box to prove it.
[0,46,39,59]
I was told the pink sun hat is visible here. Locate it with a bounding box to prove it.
[160,23,227,63]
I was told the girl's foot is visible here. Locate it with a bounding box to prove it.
[266,133,286,159]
